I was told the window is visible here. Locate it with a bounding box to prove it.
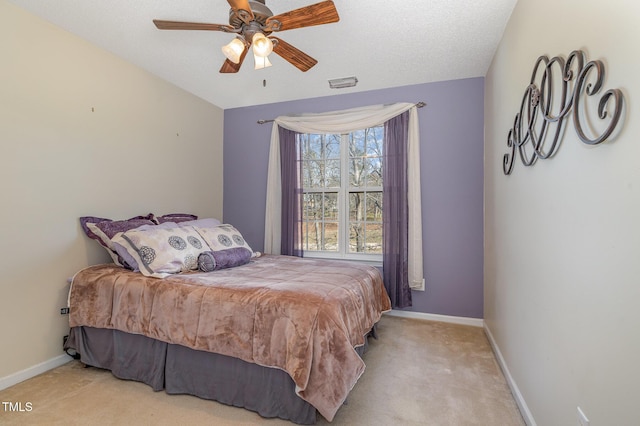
[298,126,383,262]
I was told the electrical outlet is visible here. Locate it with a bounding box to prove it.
[577,406,589,426]
[60,307,70,315]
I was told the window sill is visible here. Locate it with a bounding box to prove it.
[302,253,382,268]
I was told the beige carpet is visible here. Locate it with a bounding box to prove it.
[0,316,524,425]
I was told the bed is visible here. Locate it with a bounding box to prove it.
[65,250,391,424]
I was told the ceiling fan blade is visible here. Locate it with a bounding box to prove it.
[266,1,339,32]
[227,0,254,25]
[220,44,249,73]
[271,37,318,72]
[153,20,234,32]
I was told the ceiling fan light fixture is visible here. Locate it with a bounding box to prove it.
[252,32,274,57]
[153,0,340,73]
[254,53,273,70]
[221,38,245,64]
[328,76,358,89]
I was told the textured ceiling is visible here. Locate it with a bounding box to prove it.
[8,0,518,109]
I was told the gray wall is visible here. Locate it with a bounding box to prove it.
[224,78,484,318]
[484,0,640,424]
[0,1,224,380]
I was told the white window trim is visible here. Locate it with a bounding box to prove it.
[302,250,382,267]
[301,131,384,262]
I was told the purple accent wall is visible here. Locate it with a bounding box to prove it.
[223,78,484,318]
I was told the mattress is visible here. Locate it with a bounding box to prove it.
[68,254,391,421]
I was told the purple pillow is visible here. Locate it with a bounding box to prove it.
[198,247,252,272]
[79,216,112,244]
[93,218,156,240]
[79,214,155,267]
[80,214,154,242]
[153,213,198,224]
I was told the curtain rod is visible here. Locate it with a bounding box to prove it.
[256,101,426,125]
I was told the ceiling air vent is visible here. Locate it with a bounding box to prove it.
[328,76,358,89]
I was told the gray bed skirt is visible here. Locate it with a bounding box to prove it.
[65,326,374,424]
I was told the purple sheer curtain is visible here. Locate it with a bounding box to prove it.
[279,126,304,257]
[383,111,412,308]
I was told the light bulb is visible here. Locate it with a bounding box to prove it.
[252,33,273,58]
[221,38,245,64]
[254,53,272,70]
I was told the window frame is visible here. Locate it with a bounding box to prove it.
[299,128,384,265]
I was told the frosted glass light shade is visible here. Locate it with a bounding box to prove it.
[254,54,272,70]
[252,33,273,57]
[221,38,245,64]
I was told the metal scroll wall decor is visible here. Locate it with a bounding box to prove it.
[503,50,625,175]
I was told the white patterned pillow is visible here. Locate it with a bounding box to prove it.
[194,224,253,254]
[112,226,209,278]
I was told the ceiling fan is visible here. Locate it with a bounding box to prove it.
[153,0,340,73]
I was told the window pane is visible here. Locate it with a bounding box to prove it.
[302,160,322,188]
[350,130,366,155]
[349,222,365,253]
[325,159,340,187]
[365,158,383,186]
[303,221,321,251]
[297,134,308,155]
[302,193,311,220]
[348,222,383,254]
[303,193,323,221]
[366,192,383,220]
[364,223,383,253]
[365,127,384,156]
[302,135,322,159]
[323,222,339,251]
[350,158,365,187]
[324,193,338,221]
[349,192,365,221]
[325,135,341,159]
[318,161,328,187]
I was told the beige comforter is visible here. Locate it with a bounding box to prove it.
[69,254,391,421]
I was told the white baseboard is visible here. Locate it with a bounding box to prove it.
[483,324,536,426]
[0,354,73,391]
[384,309,484,327]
